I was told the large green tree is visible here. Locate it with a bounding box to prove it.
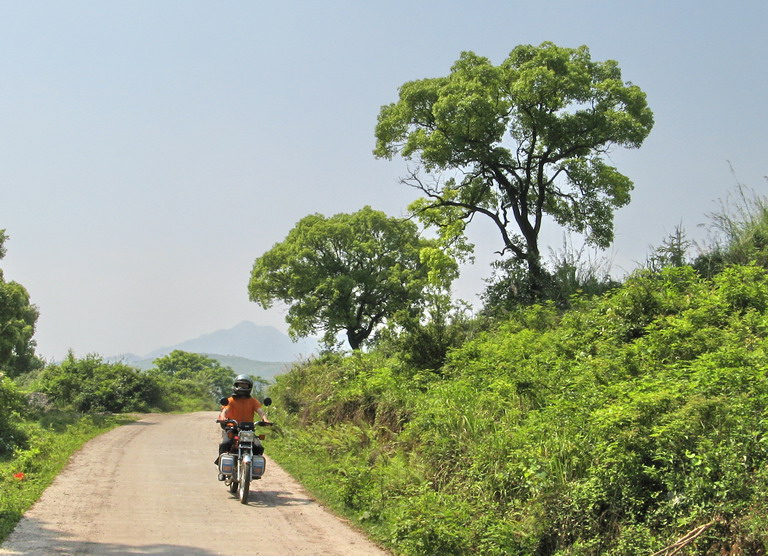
[0,230,41,377]
[248,206,457,350]
[374,42,654,295]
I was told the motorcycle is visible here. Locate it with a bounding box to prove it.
[216,398,275,504]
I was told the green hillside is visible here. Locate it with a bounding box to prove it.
[267,263,768,554]
[205,354,293,380]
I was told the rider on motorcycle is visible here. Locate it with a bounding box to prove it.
[216,375,269,462]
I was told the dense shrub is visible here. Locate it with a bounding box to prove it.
[0,372,25,455]
[269,263,768,555]
[34,353,166,413]
[147,350,238,411]
[481,245,620,317]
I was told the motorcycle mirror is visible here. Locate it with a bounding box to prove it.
[219,397,229,407]
[262,397,272,407]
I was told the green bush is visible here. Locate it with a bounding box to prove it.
[148,350,235,404]
[0,372,25,456]
[34,353,165,413]
[385,489,474,555]
[268,263,768,554]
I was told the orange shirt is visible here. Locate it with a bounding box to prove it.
[220,396,262,423]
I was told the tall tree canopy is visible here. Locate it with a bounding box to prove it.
[0,230,41,377]
[248,206,457,350]
[374,42,654,293]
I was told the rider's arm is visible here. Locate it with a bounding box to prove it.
[256,405,269,422]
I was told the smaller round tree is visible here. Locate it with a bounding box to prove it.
[248,206,456,350]
[0,229,42,378]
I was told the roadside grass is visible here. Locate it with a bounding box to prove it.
[0,412,133,543]
[266,419,349,510]
[266,422,386,537]
[267,419,416,554]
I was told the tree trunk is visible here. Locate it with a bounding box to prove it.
[525,251,549,300]
[346,328,366,350]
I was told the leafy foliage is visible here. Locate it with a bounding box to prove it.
[0,372,25,456]
[374,42,653,294]
[268,263,768,555]
[34,353,166,413]
[375,293,480,372]
[31,351,237,414]
[149,350,236,404]
[482,237,620,315]
[0,230,42,378]
[249,206,457,350]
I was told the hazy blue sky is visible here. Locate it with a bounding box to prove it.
[1,1,766,360]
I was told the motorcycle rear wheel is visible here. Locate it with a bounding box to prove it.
[239,462,251,504]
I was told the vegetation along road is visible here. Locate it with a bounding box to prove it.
[0,412,388,555]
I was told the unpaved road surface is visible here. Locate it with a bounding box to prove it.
[0,412,389,555]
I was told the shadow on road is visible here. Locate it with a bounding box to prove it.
[121,419,159,427]
[236,489,315,508]
[0,518,219,555]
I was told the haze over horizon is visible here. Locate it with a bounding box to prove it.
[1,1,765,360]
[130,320,319,362]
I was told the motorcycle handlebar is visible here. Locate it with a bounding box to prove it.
[215,419,274,427]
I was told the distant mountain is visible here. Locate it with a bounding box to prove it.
[112,322,318,381]
[125,353,293,381]
[141,321,318,362]
[201,354,294,378]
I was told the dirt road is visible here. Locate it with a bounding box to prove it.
[0,412,389,555]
